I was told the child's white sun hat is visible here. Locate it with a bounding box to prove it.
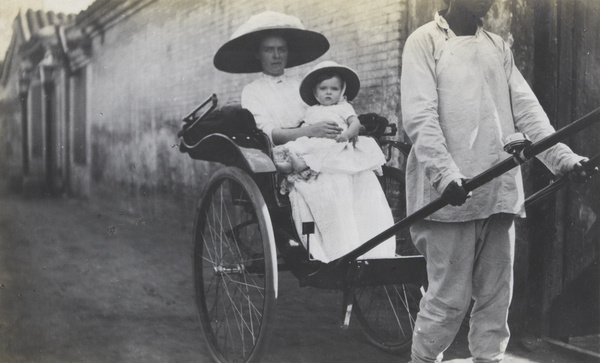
[299,61,360,106]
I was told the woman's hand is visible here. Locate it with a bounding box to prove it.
[307,121,342,139]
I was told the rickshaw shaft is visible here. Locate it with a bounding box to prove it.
[316,107,600,274]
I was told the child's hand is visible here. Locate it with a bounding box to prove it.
[349,135,358,146]
[336,133,349,143]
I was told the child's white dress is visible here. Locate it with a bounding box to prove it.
[276,101,396,262]
[285,102,387,174]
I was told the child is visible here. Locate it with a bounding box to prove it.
[274,61,396,261]
[274,61,387,176]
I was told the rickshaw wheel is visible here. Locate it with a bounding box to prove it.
[194,166,277,363]
[353,283,422,353]
[351,165,422,353]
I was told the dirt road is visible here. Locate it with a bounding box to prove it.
[0,188,594,362]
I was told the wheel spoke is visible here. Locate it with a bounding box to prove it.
[222,274,265,316]
[384,285,407,337]
[220,274,258,344]
[225,276,266,293]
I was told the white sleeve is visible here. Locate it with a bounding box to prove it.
[339,102,357,123]
[401,32,464,194]
[241,83,276,141]
[506,46,583,175]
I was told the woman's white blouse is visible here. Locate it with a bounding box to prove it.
[241,74,307,143]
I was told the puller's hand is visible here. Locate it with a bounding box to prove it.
[441,179,472,206]
[569,158,598,183]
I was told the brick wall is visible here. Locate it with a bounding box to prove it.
[85,0,408,218]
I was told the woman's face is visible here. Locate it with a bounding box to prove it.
[314,76,343,106]
[257,35,288,77]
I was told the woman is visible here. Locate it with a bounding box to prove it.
[214,11,339,144]
[213,11,395,262]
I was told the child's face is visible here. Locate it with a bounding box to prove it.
[314,76,343,106]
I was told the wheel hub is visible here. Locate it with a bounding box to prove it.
[214,264,245,275]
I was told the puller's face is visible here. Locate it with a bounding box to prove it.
[257,35,288,77]
[451,0,495,18]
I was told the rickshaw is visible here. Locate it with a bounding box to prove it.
[179,94,425,363]
[179,94,600,363]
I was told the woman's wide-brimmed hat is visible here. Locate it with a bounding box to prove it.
[299,61,360,106]
[213,11,329,73]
